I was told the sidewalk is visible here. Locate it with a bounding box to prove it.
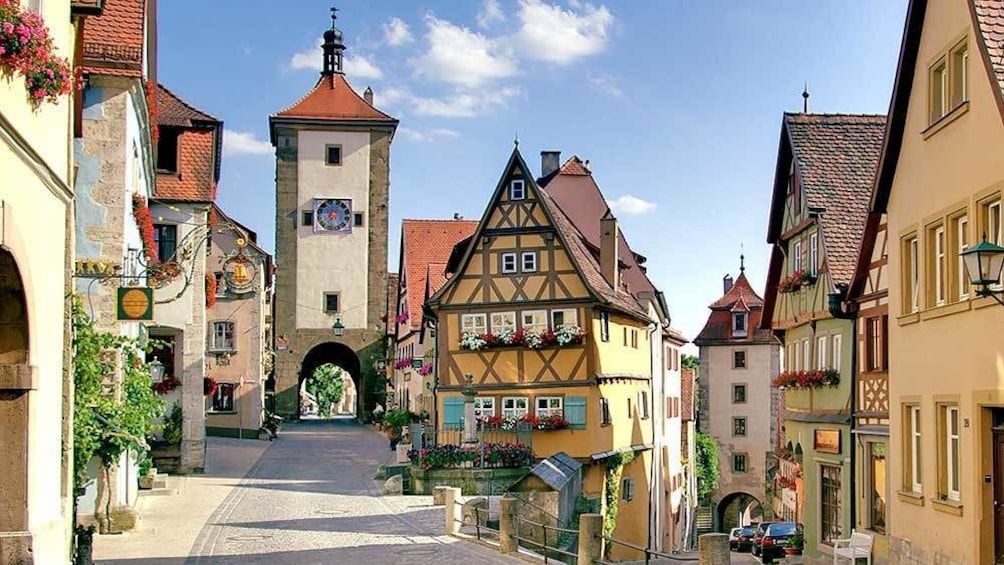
[94,437,272,564]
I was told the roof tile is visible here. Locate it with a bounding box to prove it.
[695,272,778,346]
[401,220,478,331]
[974,0,1004,101]
[273,74,397,122]
[81,0,145,77]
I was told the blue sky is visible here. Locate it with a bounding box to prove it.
[158,0,908,347]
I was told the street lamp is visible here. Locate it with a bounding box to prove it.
[332,317,345,337]
[960,234,1004,305]
[149,357,165,381]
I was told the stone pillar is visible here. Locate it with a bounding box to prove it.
[461,373,478,444]
[444,486,462,535]
[577,513,602,565]
[499,497,517,554]
[698,533,729,565]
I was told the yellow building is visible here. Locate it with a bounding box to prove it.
[427,148,663,553]
[871,1,1004,563]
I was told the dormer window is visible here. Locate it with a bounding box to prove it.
[733,312,748,337]
[157,126,180,173]
[510,179,526,201]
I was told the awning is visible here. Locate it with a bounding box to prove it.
[590,444,653,463]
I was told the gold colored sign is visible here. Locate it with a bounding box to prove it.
[814,429,841,454]
[117,287,153,321]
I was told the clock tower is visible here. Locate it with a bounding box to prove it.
[269,8,398,419]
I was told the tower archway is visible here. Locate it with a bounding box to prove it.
[716,491,763,532]
[298,342,362,419]
[0,248,30,547]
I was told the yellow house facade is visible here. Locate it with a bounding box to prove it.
[427,149,659,553]
[872,1,1004,563]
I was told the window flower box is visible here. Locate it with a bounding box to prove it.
[459,325,586,352]
[772,369,840,389]
[478,413,570,431]
[778,270,817,293]
[393,357,413,370]
[0,1,72,107]
[417,363,433,376]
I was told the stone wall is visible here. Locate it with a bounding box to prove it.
[409,466,528,496]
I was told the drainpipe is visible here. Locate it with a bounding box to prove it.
[646,321,660,552]
[827,283,858,536]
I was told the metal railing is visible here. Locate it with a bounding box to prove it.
[458,506,500,543]
[595,534,697,564]
[513,515,580,564]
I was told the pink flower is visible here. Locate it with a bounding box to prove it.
[2,22,14,34]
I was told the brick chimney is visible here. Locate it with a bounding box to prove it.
[600,215,619,290]
[541,151,561,178]
[364,86,374,106]
[723,274,734,294]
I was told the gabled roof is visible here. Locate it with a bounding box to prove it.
[767,113,886,287]
[400,219,478,332]
[269,75,398,142]
[709,272,764,309]
[81,0,146,77]
[694,271,778,346]
[426,263,449,300]
[154,83,222,202]
[973,1,1004,117]
[156,83,219,127]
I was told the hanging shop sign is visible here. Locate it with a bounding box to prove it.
[814,429,842,454]
[221,238,258,294]
[117,287,153,321]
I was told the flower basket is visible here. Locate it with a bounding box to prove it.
[152,376,180,395]
[203,376,218,397]
[778,269,816,293]
[459,325,586,352]
[0,2,72,107]
[205,273,217,308]
[772,369,840,389]
[393,357,413,370]
[417,363,433,376]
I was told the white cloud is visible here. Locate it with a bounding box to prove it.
[288,46,382,81]
[516,0,614,64]
[223,130,272,156]
[383,17,414,46]
[397,127,462,142]
[372,87,412,109]
[587,72,623,97]
[344,55,383,80]
[410,15,517,87]
[609,194,657,215]
[477,0,506,29]
[289,46,321,71]
[411,87,522,118]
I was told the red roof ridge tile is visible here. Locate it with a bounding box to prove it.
[156,82,220,124]
[272,74,397,122]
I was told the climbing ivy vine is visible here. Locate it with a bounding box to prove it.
[695,432,719,505]
[602,450,636,554]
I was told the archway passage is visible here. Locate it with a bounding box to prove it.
[298,342,362,420]
[717,492,763,532]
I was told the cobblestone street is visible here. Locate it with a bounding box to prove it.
[96,420,520,564]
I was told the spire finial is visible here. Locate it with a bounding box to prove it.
[330,5,339,27]
[514,131,519,148]
[802,82,810,113]
[321,6,346,76]
[740,243,745,273]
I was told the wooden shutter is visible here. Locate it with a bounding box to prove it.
[443,397,464,430]
[565,396,587,429]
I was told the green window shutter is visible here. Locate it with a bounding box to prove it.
[565,396,587,429]
[443,398,464,430]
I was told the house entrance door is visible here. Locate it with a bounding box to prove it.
[994,430,1004,563]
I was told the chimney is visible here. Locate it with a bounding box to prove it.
[600,215,620,290]
[453,212,463,220]
[541,151,561,178]
[723,274,734,294]
[364,86,374,106]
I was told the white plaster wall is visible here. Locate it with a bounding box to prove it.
[150,205,199,329]
[118,90,147,340]
[295,130,370,330]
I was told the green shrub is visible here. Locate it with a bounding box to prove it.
[162,403,183,445]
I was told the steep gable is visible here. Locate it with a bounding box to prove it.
[399,219,477,332]
[695,272,777,346]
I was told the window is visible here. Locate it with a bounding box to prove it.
[600,398,611,426]
[600,312,610,342]
[521,251,538,273]
[510,179,526,200]
[906,405,922,493]
[866,317,883,371]
[956,215,970,299]
[156,127,179,172]
[474,397,495,420]
[941,404,961,502]
[931,59,949,122]
[732,454,748,474]
[323,293,340,313]
[952,42,969,106]
[490,311,516,333]
[502,397,529,419]
[733,384,747,404]
[501,253,517,274]
[25,0,43,16]
[214,273,227,297]
[931,224,946,306]
[325,145,342,166]
[802,339,810,371]
[461,313,487,336]
[623,327,628,346]
[154,224,177,262]
[733,350,746,369]
[353,212,364,227]
[907,236,920,313]
[817,336,828,370]
[809,233,819,276]
[302,210,314,227]
[209,321,235,352]
[638,391,649,420]
[832,334,842,372]
[521,310,548,333]
[551,308,578,330]
[732,417,747,437]
[626,397,633,418]
[630,329,639,349]
[211,382,235,412]
[793,240,803,273]
[820,465,844,544]
[868,442,887,534]
[988,200,1002,246]
[621,477,635,502]
[732,312,747,337]
[536,396,563,418]
[666,346,674,371]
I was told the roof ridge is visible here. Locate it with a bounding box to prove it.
[271,76,325,117]
[402,218,480,224]
[784,112,887,118]
[157,82,219,123]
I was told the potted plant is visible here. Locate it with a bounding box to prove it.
[784,531,804,556]
[383,409,411,451]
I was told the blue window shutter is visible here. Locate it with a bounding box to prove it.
[565,396,587,429]
[443,398,464,430]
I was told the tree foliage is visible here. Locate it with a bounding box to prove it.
[307,363,345,416]
[682,354,699,370]
[72,296,163,484]
[602,450,636,552]
[695,432,719,505]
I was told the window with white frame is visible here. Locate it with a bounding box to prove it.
[793,240,803,273]
[732,312,747,337]
[809,233,819,276]
[502,397,529,419]
[910,237,920,312]
[211,382,235,412]
[474,397,495,420]
[461,313,487,336]
[958,215,970,299]
[907,405,922,493]
[521,251,538,272]
[831,334,842,372]
[490,311,516,333]
[510,179,526,200]
[816,336,828,370]
[933,224,946,306]
[521,310,548,333]
[209,321,235,352]
[989,200,1002,245]
[599,312,610,342]
[802,339,811,370]
[638,391,649,419]
[536,396,563,418]
[551,308,578,329]
[943,405,961,502]
[501,252,517,274]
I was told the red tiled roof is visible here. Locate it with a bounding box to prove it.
[81,0,145,77]
[154,83,221,202]
[681,368,695,422]
[157,83,219,127]
[784,113,886,286]
[273,74,397,122]
[695,272,778,346]
[974,1,1004,103]
[558,156,591,176]
[426,263,449,299]
[709,272,764,309]
[401,220,478,331]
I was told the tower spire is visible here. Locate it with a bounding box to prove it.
[802,82,810,113]
[740,243,745,273]
[321,5,346,76]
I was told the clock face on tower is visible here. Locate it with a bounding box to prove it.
[314,198,353,233]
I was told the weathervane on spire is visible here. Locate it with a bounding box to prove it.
[802,82,810,113]
[321,6,345,76]
[330,5,339,27]
[514,131,520,148]
[740,243,745,273]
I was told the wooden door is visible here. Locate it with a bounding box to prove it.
[994,432,1004,563]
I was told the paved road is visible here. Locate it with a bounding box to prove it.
[184,419,520,564]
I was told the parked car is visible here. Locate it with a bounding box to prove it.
[751,521,776,557]
[729,528,743,551]
[737,526,757,552]
[759,522,803,564]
